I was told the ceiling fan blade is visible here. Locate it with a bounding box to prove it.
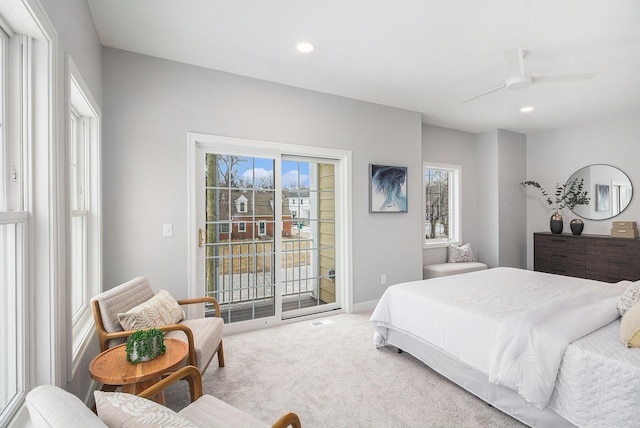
[503,47,525,76]
[461,83,506,103]
[532,72,599,84]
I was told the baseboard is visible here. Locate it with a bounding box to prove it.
[352,299,378,314]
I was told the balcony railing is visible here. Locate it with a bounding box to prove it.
[205,238,317,305]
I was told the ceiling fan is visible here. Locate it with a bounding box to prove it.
[462,47,598,103]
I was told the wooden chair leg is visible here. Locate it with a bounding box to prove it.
[217,342,225,367]
[101,384,119,392]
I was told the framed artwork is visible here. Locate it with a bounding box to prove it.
[595,184,610,211]
[369,164,407,213]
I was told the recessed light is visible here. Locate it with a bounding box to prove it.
[520,106,534,113]
[296,42,314,53]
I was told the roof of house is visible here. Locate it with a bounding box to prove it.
[215,190,291,220]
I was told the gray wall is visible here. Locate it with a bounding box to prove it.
[39,0,103,403]
[476,130,526,269]
[102,48,424,307]
[476,131,500,267]
[423,127,526,270]
[40,0,102,105]
[525,124,640,268]
[496,130,527,268]
[421,125,479,265]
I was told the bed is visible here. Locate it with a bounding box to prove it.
[370,267,640,428]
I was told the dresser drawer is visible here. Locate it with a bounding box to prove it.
[586,239,640,259]
[534,236,585,277]
[585,239,640,281]
[534,235,585,257]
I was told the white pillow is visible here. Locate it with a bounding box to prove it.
[118,289,185,331]
[617,282,640,317]
[448,243,475,263]
[94,391,197,428]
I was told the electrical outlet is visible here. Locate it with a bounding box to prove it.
[163,224,173,237]
[380,274,387,285]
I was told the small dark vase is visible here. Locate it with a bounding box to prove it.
[550,212,563,234]
[570,218,584,236]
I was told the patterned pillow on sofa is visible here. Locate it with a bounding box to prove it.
[448,243,476,263]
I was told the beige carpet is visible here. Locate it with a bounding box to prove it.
[165,312,526,428]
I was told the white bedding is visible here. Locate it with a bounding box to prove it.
[548,319,640,427]
[370,267,627,408]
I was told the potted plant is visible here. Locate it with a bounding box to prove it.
[125,328,166,364]
[521,178,590,234]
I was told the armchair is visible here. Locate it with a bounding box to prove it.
[26,366,302,427]
[91,276,224,374]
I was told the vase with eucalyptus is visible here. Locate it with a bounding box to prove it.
[125,328,166,364]
[521,178,590,234]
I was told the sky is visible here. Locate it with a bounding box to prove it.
[232,156,310,189]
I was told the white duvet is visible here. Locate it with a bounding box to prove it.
[371,267,627,408]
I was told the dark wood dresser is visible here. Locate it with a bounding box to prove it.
[534,232,640,283]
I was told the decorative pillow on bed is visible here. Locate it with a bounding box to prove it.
[620,300,640,347]
[617,282,640,316]
[118,289,185,331]
[448,243,475,263]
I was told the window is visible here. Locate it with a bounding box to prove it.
[258,220,267,236]
[235,195,248,213]
[237,222,246,233]
[68,64,101,379]
[0,27,28,425]
[423,163,461,247]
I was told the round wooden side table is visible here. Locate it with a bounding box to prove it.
[89,338,188,404]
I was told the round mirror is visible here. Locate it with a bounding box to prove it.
[568,164,633,220]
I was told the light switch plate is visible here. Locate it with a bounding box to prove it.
[163,224,173,237]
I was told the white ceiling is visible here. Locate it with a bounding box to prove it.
[86,0,640,134]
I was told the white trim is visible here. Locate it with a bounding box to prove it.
[423,162,462,249]
[66,56,102,382]
[0,1,59,424]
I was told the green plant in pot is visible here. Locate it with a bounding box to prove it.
[521,178,590,235]
[125,328,166,364]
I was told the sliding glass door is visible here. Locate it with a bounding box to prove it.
[192,138,346,327]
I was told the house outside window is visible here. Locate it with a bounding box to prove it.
[423,162,461,247]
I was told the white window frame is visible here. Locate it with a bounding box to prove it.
[423,162,461,248]
[0,24,29,426]
[67,60,101,381]
[187,133,353,327]
[237,221,246,233]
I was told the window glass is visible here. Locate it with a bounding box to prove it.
[68,69,101,378]
[424,163,460,246]
[0,27,27,424]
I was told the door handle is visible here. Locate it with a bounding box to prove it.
[198,228,206,247]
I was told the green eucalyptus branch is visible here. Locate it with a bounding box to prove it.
[521,178,590,212]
